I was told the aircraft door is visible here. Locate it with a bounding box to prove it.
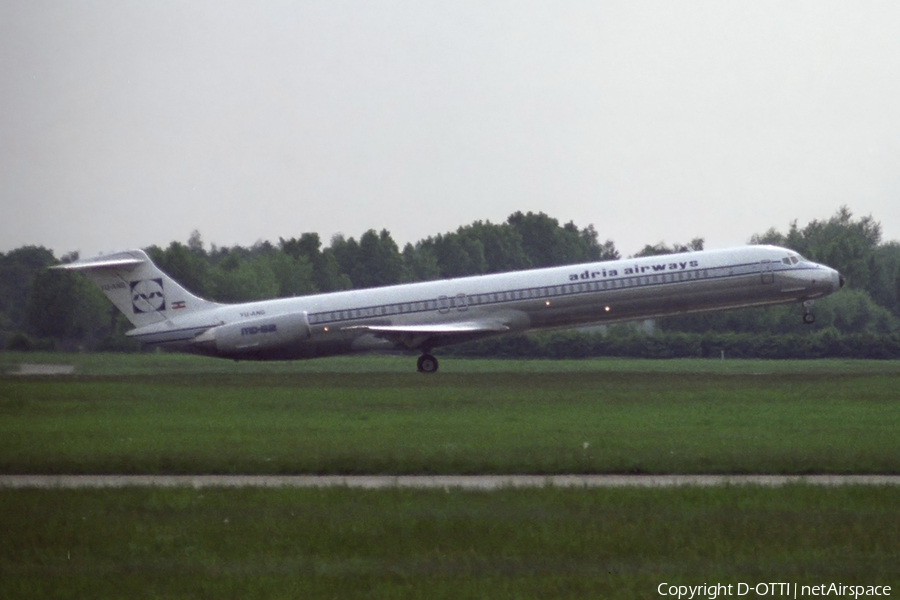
[760,260,774,284]
[455,293,468,312]
[300,311,312,339]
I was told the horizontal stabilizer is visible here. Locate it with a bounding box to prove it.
[51,254,145,271]
[51,249,219,328]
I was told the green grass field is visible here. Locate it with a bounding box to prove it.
[2,353,899,597]
[2,486,899,599]
[1,353,899,474]
[3,350,899,375]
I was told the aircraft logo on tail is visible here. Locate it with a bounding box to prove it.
[131,279,165,313]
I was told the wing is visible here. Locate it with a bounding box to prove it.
[341,320,510,350]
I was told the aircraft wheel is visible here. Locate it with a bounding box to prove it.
[803,313,815,324]
[417,354,439,373]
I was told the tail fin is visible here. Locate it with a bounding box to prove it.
[54,250,220,328]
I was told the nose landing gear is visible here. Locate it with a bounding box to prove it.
[802,300,816,324]
[417,353,439,373]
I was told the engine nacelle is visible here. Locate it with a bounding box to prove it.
[193,312,310,355]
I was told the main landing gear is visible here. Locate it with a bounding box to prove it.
[417,353,439,374]
[802,300,816,324]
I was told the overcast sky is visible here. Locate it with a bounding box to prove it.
[2,1,899,259]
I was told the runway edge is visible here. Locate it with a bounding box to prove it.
[2,474,900,489]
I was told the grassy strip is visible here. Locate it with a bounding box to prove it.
[1,486,898,599]
[2,364,899,474]
[3,351,900,375]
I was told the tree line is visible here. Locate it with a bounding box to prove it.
[2,208,899,358]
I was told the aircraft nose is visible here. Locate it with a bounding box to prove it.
[831,268,844,292]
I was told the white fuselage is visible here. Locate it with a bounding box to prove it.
[126,245,842,361]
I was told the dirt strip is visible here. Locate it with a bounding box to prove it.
[2,474,900,490]
[13,363,75,375]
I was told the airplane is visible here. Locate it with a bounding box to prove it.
[55,244,844,372]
